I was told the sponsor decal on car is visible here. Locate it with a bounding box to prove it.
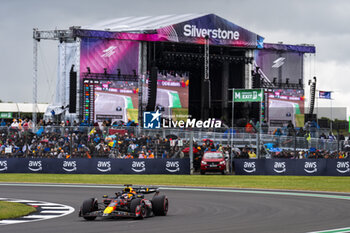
[144,200,152,208]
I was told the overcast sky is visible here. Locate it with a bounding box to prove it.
[1,0,349,117]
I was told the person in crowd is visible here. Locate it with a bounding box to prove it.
[0,119,6,127]
[138,151,145,159]
[248,149,257,159]
[125,153,133,159]
[240,147,249,159]
[261,120,268,134]
[147,150,155,159]
[245,122,254,133]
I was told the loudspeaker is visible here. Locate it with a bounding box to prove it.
[252,73,261,88]
[146,66,158,111]
[201,79,210,120]
[69,70,77,113]
[304,114,317,123]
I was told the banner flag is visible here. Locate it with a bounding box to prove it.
[319,91,331,99]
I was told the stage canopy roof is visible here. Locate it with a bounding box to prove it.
[74,14,264,48]
[263,42,315,54]
[0,103,49,113]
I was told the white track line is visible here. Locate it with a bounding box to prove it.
[22,215,57,219]
[28,203,62,206]
[0,199,39,203]
[41,206,70,210]
[0,198,74,225]
[308,227,350,233]
[40,211,69,214]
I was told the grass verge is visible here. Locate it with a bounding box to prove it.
[0,174,350,192]
[0,201,36,220]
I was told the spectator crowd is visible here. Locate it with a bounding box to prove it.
[0,118,349,162]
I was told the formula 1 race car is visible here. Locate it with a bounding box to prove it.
[79,184,168,220]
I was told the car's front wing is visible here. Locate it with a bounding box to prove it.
[80,210,136,218]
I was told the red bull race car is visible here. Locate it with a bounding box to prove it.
[79,184,168,220]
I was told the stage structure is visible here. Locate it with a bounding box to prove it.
[33,14,315,126]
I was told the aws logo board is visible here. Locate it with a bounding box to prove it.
[97,161,111,172]
[0,161,7,171]
[304,162,317,174]
[336,161,350,174]
[63,161,77,172]
[28,160,42,172]
[243,162,256,173]
[132,161,146,173]
[166,161,180,173]
[273,162,286,173]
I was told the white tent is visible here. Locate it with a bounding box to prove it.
[0,103,49,113]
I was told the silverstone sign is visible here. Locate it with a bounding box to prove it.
[233,89,263,102]
[183,24,240,40]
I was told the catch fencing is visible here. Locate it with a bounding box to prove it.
[0,126,346,158]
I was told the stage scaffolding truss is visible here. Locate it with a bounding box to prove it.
[32,27,82,126]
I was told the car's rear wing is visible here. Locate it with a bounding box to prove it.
[134,187,160,194]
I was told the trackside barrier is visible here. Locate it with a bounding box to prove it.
[234,159,350,176]
[0,158,190,175]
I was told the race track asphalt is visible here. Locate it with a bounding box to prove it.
[1,183,350,233]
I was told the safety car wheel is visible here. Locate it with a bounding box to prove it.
[81,198,97,221]
[152,195,168,216]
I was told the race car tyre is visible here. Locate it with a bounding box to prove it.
[200,170,205,175]
[221,170,226,175]
[152,195,168,216]
[81,198,98,221]
[130,198,146,220]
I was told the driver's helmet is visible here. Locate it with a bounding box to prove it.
[121,193,129,199]
[123,187,136,198]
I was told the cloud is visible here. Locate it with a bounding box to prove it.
[303,60,350,119]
